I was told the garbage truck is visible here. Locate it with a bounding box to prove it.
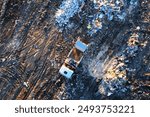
[59,39,89,79]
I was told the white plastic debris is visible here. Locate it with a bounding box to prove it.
[23,82,29,88]
[136,26,140,30]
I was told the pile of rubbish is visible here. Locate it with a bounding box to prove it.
[98,32,143,97]
[55,0,138,35]
[100,55,128,97]
[55,0,85,31]
[87,0,139,35]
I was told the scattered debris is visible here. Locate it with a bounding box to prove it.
[0,0,149,100]
[87,0,139,35]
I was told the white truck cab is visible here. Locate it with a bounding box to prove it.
[59,39,88,79]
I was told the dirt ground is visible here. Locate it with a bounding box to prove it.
[0,0,149,100]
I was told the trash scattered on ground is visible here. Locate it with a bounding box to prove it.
[0,0,149,100]
[55,0,139,35]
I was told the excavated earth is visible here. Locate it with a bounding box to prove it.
[0,0,149,99]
